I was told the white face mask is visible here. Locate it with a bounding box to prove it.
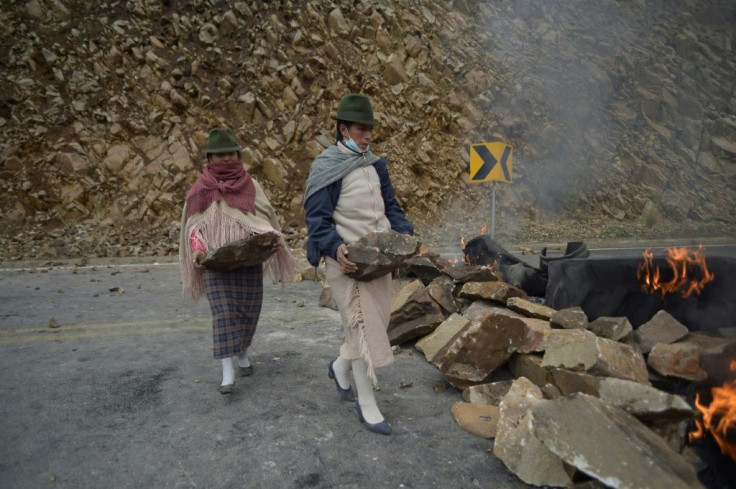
[344,138,362,153]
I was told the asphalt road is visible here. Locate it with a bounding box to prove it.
[0,258,528,489]
[3,238,733,489]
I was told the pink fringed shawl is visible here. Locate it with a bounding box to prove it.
[179,180,297,302]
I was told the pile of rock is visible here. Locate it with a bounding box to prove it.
[319,245,735,487]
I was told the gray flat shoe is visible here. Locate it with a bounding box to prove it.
[328,360,355,402]
[239,366,253,377]
[356,402,391,435]
[218,384,234,394]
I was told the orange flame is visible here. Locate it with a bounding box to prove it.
[636,245,714,298]
[689,360,736,463]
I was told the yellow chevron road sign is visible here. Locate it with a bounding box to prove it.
[469,142,513,183]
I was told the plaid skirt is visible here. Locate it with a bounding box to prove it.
[202,265,263,359]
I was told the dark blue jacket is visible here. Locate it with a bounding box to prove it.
[304,158,413,267]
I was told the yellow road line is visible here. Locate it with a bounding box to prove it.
[0,309,316,337]
[0,318,211,336]
[0,318,212,345]
[0,313,332,345]
[0,324,212,345]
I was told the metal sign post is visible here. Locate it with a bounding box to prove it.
[491,182,497,239]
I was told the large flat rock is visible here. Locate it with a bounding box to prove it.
[197,232,279,271]
[345,231,420,281]
[531,393,704,489]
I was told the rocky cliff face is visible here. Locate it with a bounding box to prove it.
[1,0,734,260]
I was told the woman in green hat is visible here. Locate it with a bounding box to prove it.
[179,128,296,394]
[303,94,414,435]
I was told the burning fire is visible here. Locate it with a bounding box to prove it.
[457,229,502,274]
[457,223,489,266]
[636,245,714,298]
[689,360,736,463]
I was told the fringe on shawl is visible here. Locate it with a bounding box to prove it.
[180,205,297,302]
[346,281,378,387]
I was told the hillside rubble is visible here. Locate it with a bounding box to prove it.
[0,0,734,261]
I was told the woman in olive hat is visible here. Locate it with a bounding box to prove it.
[179,128,296,394]
[303,94,413,435]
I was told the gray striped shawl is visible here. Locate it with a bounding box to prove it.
[303,144,380,204]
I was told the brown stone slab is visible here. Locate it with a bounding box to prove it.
[197,232,279,271]
[451,402,500,439]
[345,230,420,281]
[506,296,556,320]
[415,313,469,360]
[531,393,704,489]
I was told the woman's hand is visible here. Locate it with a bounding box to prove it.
[192,250,205,270]
[336,244,357,274]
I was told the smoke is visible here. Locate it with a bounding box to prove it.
[480,1,639,207]
[425,0,735,248]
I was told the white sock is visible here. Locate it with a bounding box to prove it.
[237,350,250,368]
[352,359,384,424]
[333,356,351,389]
[221,357,235,386]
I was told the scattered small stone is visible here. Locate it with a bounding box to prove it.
[48,317,60,328]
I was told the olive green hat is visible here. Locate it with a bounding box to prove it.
[204,128,242,154]
[330,94,381,126]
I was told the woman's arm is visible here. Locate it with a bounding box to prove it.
[304,182,344,266]
[374,159,414,235]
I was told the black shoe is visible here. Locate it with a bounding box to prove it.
[328,360,355,402]
[355,402,391,435]
[218,384,233,395]
[239,365,253,377]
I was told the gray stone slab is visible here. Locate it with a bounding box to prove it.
[531,393,704,489]
[198,231,279,271]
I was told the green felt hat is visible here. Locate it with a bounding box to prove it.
[330,94,380,126]
[204,128,242,154]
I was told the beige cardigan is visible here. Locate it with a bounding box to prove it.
[333,165,392,243]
